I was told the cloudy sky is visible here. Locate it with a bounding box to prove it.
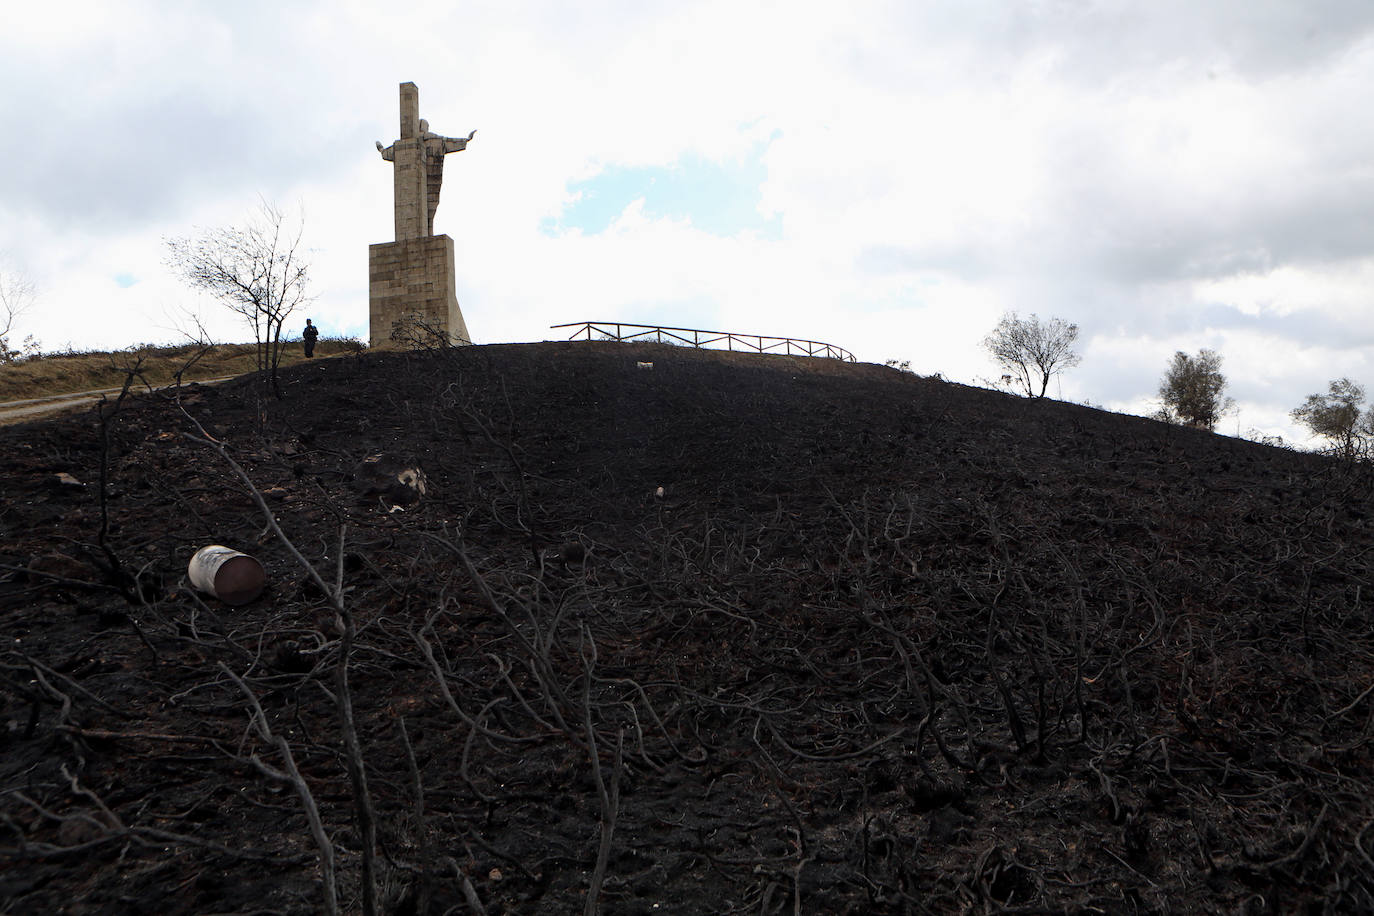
[4,0,1374,445]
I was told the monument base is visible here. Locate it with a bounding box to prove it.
[368,235,471,349]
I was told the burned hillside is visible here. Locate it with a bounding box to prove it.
[3,341,1373,914]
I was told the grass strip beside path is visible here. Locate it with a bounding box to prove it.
[0,338,363,403]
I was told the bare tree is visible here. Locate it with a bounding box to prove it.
[1156,349,1231,431]
[0,259,36,363]
[165,201,311,396]
[1291,377,1373,459]
[982,312,1081,398]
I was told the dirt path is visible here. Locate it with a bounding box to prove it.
[0,377,235,425]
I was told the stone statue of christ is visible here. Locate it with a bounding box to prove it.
[377,122,476,236]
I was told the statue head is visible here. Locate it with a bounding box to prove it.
[419,119,430,134]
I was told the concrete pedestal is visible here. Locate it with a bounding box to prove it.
[368,234,471,348]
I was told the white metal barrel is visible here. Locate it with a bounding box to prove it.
[187,545,266,605]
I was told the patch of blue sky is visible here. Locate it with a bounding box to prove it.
[543,148,780,240]
[114,273,138,288]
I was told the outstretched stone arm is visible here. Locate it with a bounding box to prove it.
[440,129,476,153]
[376,140,395,162]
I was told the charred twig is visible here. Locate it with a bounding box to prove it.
[582,628,623,916]
[184,415,378,916]
[220,662,338,915]
[17,655,132,720]
[422,530,578,738]
[444,855,490,916]
[397,717,434,914]
[4,791,307,864]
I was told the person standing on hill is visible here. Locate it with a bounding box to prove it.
[302,319,320,358]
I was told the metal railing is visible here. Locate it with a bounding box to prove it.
[551,321,855,362]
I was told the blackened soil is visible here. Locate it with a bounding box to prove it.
[2,341,1373,914]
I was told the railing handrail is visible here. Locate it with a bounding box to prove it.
[550,321,856,362]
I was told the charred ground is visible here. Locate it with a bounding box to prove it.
[2,341,1373,914]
